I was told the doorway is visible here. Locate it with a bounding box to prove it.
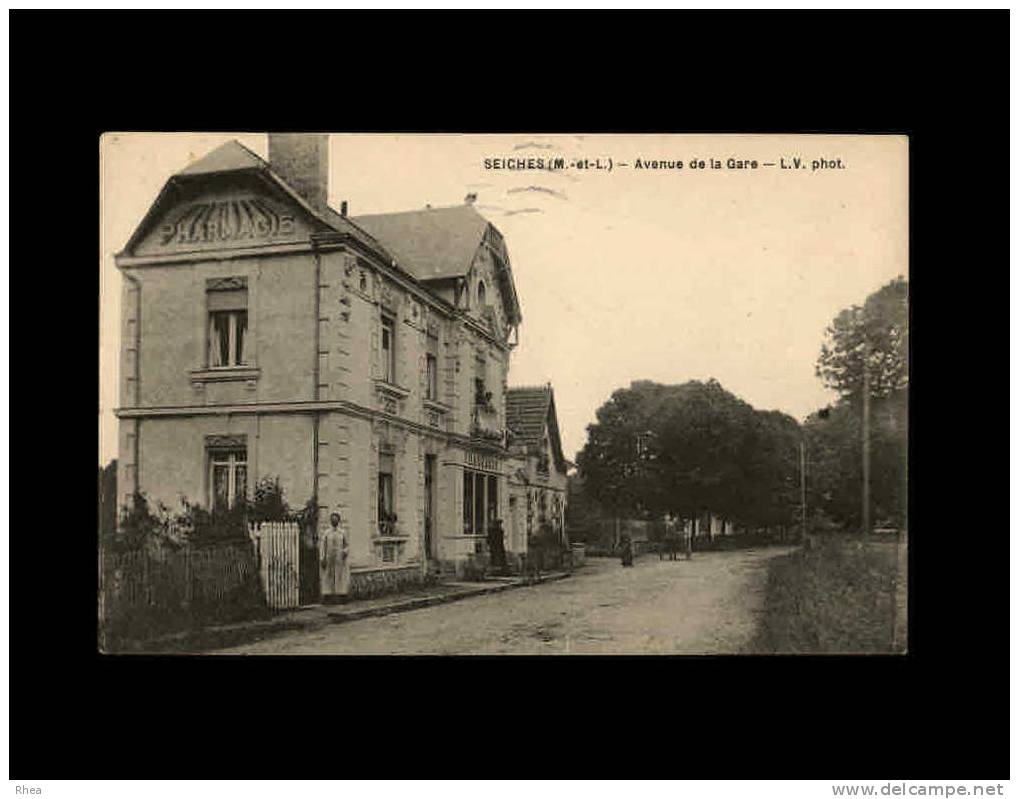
[509,495,520,552]
[298,519,320,605]
[424,455,437,564]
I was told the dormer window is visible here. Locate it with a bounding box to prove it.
[477,280,486,308]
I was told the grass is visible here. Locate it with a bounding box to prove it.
[751,535,900,654]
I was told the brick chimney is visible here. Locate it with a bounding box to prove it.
[268,133,329,213]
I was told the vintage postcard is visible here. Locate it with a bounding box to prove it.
[98,132,908,655]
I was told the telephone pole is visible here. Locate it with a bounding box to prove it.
[862,342,871,536]
[799,439,807,542]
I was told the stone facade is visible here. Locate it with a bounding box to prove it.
[115,136,525,597]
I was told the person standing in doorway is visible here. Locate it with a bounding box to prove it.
[320,512,350,604]
[488,518,508,574]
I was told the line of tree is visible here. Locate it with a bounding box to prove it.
[574,274,908,537]
[806,275,908,530]
[576,378,802,534]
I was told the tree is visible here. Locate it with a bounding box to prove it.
[98,460,118,538]
[576,379,802,533]
[816,276,908,399]
[810,276,909,531]
[804,392,906,529]
[738,409,802,530]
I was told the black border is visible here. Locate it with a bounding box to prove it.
[11,9,1007,780]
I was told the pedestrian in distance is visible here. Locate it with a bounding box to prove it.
[527,530,544,582]
[320,511,350,604]
[619,533,634,567]
[662,516,679,561]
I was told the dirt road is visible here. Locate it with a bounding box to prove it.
[215,546,794,655]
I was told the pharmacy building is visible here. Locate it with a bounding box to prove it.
[114,134,569,596]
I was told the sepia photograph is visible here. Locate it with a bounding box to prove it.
[98,132,909,656]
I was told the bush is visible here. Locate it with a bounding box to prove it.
[527,524,571,570]
[98,460,118,539]
[101,492,180,554]
[751,535,898,653]
[461,550,489,581]
[249,476,289,522]
[692,529,787,552]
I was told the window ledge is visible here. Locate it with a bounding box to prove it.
[351,562,420,573]
[423,398,451,413]
[191,366,261,383]
[374,379,411,399]
[372,536,411,544]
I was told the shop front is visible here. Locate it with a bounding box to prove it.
[441,446,508,570]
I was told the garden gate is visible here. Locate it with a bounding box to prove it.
[249,521,301,610]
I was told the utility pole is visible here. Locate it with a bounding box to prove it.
[862,343,871,537]
[800,439,807,543]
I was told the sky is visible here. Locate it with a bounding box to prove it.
[99,133,908,466]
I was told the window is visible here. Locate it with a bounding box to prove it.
[487,474,498,528]
[426,332,439,400]
[477,280,486,307]
[381,314,396,383]
[474,354,488,406]
[209,448,247,512]
[463,469,497,535]
[426,354,438,400]
[378,451,395,534]
[207,280,248,367]
[463,471,474,534]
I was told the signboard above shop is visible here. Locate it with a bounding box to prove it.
[159,199,296,247]
[128,182,315,258]
[464,450,502,473]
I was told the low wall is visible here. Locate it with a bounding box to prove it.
[350,565,426,599]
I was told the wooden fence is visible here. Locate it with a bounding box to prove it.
[249,521,301,611]
[100,538,262,644]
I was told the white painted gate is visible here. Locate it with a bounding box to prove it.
[249,522,301,610]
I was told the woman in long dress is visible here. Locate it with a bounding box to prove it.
[320,512,350,603]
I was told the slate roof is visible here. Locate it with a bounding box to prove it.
[352,205,491,281]
[122,139,522,325]
[354,204,523,324]
[506,385,568,472]
[506,386,553,446]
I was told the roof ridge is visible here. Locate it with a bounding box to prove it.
[230,139,270,168]
[353,203,481,219]
[318,203,397,261]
